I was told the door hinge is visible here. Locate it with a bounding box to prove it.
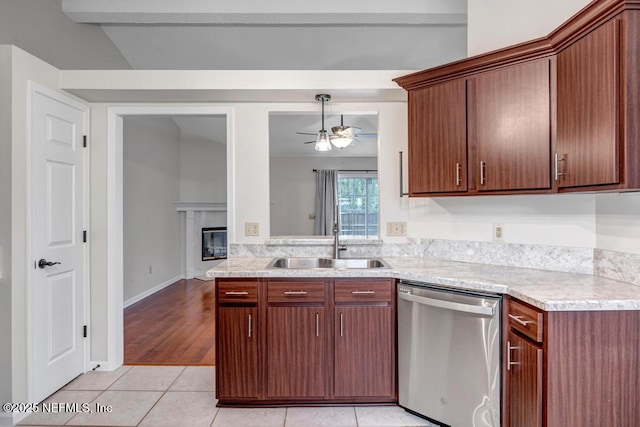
[83,135,87,148]
[83,230,87,242]
[83,325,88,338]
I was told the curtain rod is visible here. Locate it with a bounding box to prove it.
[313,169,377,173]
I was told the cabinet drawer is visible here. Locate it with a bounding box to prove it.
[335,280,392,303]
[218,281,258,303]
[268,281,325,303]
[508,298,544,343]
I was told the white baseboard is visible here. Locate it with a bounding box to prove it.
[123,274,184,309]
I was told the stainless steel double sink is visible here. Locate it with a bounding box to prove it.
[266,257,391,269]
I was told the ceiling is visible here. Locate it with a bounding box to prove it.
[57,0,467,154]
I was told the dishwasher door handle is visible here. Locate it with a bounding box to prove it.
[398,291,495,316]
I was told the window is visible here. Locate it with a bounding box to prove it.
[337,172,378,238]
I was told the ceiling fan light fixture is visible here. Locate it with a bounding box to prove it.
[331,137,353,148]
[315,130,332,151]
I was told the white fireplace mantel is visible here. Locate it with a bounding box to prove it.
[174,201,227,212]
[174,201,227,279]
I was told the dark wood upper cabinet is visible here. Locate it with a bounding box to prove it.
[409,79,467,194]
[469,59,552,192]
[395,2,640,196]
[556,18,620,188]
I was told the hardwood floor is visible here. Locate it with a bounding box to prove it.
[124,278,215,366]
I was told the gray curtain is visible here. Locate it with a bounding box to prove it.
[313,169,337,235]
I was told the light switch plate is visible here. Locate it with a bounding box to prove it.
[245,222,260,236]
[387,222,407,236]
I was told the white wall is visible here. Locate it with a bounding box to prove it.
[179,136,226,202]
[270,156,377,236]
[0,0,130,70]
[467,0,590,56]
[123,117,182,302]
[0,45,13,417]
[409,194,596,247]
[596,193,640,255]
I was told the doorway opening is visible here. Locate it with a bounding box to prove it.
[106,106,234,369]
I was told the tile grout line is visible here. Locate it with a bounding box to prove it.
[134,365,186,426]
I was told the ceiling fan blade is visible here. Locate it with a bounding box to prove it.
[296,131,318,136]
[355,133,377,137]
[303,141,315,144]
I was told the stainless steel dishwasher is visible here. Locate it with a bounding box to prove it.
[398,280,502,427]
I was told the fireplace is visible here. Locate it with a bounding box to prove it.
[202,227,227,260]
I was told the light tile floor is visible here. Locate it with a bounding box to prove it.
[19,366,434,427]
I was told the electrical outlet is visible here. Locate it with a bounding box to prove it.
[387,221,407,236]
[493,224,504,242]
[245,222,260,236]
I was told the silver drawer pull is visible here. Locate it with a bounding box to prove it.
[509,314,533,326]
[284,290,308,295]
[225,291,249,295]
[351,290,375,294]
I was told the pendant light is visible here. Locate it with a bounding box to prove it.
[314,94,332,151]
[330,115,358,148]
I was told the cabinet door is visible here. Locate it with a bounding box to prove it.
[508,331,543,427]
[217,307,259,399]
[267,306,325,399]
[470,59,551,191]
[334,306,394,399]
[408,79,467,194]
[556,19,620,188]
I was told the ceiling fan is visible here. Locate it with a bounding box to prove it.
[297,94,377,151]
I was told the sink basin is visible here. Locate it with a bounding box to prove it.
[266,257,391,269]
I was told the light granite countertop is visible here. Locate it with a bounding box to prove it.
[205,257,640,311]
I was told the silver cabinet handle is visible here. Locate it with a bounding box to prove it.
[225,291,249,295]
[315,313,320,337]
[351,290,375,294]
[479,160,486,185]
[455,162,462,186]
[399,151,409,197]
[508,314,533,326]
[248,314,252,338]
[507,340,520,371]
[554,152,566,181]
[340,313,344,337]
[284,290,307,295]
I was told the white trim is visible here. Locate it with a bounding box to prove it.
[1,411,26,426]
[26,82,90,402]
[106,105,234,371]
[123,274,185,308]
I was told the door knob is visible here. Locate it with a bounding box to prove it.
[38,259,61,269]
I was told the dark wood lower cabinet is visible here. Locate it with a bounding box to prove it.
[505,297,640,426]
[334,306,394,399]
[216,307,259,400]
[267,306,325,399]
[507,331,542,427]
[215,277,396,405]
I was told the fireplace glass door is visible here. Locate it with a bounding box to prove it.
[202,227,227,260]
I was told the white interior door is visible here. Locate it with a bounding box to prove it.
[30,84,88,403]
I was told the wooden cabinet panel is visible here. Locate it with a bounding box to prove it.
[507,298,544,343]
[334,280,392,303]
[470,59,551,191]
[408,79,467,194]
[267,281,325,303]
[334,306,394,399]
[556,19,620,188]
[266,306,326,399]
[507,331,543,427]
[217,281,258,303]
[216,307,259,399]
